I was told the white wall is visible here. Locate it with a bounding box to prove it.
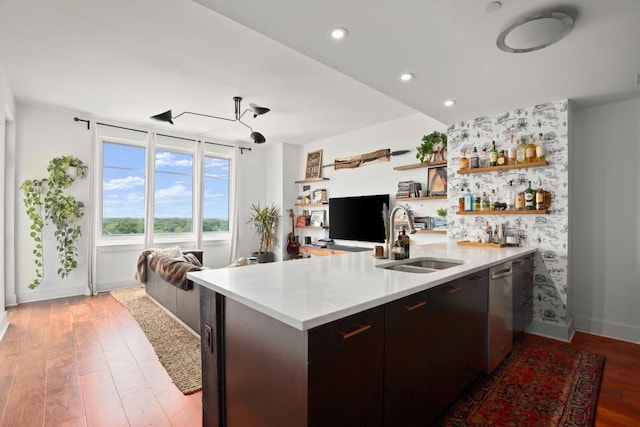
[295,113,449,248]
[0,61,16,339]
[571,97,640,344]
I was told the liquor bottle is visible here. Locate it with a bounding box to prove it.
[516,138,526,164]
[507,134,516,165]
[489,141,498,167]
[478,147,487,168]
[525,135,537,163]
[506,180,516,210]
[524,180,535,210]
[497,149,506,166]
[515,181,525,210]
[536,182,545,210]
[464,188,474,211]
[460,150,469,169]
[489,189,496,211]
[469,147,479,168]
[480,192,488,211]
[536,133,546,162]
[458,188,465,212]
[473,190,481,212]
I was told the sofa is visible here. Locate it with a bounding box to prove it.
[136,248,203,334]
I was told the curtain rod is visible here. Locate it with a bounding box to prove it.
[74,117,252,153]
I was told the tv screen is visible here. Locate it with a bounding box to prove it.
[329,194,389,243]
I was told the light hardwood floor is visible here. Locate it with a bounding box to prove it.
[0,294,638,426]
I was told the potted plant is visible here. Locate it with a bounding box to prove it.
[247,203,280,263]
[436,207,448,218]
[416,131,448,164]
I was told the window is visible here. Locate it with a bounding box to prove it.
[203,156,230,232]
[154,150,194,234]
[102,142,146,235]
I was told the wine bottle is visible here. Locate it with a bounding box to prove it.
[489,141,498,167]
[525,135,537,163]
[507,134,516,165]
[536,133,546,162]
[524,180,535,210]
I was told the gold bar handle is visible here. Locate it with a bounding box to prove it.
[339,324,372,340]
[403,301,427,311]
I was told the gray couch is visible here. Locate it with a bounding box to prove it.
[144,250,203,334]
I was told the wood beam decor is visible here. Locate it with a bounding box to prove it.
[322,148,411,170]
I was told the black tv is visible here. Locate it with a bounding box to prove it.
[329,194,389,243]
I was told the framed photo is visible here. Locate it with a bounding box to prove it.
[304,149,323,180]
[427,166,447,196]
[310,210,325,227]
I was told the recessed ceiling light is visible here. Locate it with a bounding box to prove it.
[444,100,456,107]
[497,11,574,53]
[330,28,348,40]
[400,73,414,82]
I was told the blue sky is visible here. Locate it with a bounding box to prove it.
[102,142,229,220]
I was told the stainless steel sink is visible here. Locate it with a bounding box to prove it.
[376,257,464,273]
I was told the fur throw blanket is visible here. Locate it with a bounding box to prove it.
[135,249,202,290]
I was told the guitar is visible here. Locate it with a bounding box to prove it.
[286,209,300,257]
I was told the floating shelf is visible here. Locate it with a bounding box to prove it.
[395,195,447,201]
[457,241,505,248]
[295,177,330,184]
[456,160,548,175]
[456,209,547,216]
[295,202,328,207]
[417,230,447,235]
[295,226,328,230]
[393,160,447,171]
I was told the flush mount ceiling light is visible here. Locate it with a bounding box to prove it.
[444,99,456,107]
[330,28,348,40]
[400,73,414,82]
[150,96,270,144]
[497,11,574,53]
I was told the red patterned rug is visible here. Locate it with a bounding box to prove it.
[438,334,605,427]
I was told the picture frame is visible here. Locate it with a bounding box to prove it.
[427,166,447,196]
[304,149,323,180]
[310,210,325,227]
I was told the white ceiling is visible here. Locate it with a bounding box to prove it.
[1,0,639,145]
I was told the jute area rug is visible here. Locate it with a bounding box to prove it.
[110,286,202,395]
[438,334,605,426]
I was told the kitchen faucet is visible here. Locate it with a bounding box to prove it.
[389,204,416,260]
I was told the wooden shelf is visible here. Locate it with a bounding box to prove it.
[395,195,447,201]
[456,209,548,216]
[393,160,447,171]
[295,203,328,207]
[457,241,505,248]
[295,178,330,184]
[295,226,328,230]
[456,160,548,175]
[417,230,447,235]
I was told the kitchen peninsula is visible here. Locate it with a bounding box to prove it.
[188,243,536,426]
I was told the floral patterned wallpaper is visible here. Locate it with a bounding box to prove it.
[446,99,569,326]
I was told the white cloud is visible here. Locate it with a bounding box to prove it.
[155,183,192,203]
[156,151,192,168]
[104,176,145,191]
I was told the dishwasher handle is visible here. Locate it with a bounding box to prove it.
[490,269,512,280]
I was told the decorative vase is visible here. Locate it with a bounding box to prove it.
[384,239,390,259]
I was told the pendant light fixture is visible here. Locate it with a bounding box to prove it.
[150,96,271,144]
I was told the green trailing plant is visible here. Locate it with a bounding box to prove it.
[21,156,88,288]
[436,207,448,217]
[247,203,280,254]
[416,131,448,164]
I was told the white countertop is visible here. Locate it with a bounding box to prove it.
[188,242,536,331]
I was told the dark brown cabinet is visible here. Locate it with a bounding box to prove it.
[512,254,534,337]
[308,306,385,426]
[384,271,489,425]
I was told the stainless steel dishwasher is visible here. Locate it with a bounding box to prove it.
[487,262,513,373]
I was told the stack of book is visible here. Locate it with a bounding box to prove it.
[396,181,422,199]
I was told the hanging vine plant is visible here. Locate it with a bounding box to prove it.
[21,156,88,288]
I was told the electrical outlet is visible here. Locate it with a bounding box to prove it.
[204,324,213,353]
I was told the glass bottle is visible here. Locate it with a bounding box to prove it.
[536,133,546,162]
[489,189,496,211]
[506,180,515,211]
[507,134,516,165]
[536,182,545,210]
[525,135,537,163]
[516,138,526,164]
[464,188,474,211]
[480,192,488,211]
[459,150,469,169]
[497,149,506,166]
[489,141,498,167]
[480,147,489,168]
[524,180,535,210]
[473,190,481,212]
[458,188,465,212]
[469,147,479,168]
[515,181,525,210]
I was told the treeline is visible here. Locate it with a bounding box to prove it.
[103,218,229,234]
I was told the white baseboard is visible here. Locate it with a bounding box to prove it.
[525,317,575,342]
[0,311,8,342]
[573,314,640,345]
[95,279,138,293]
[17,284,91,304]
[5,293,17,307]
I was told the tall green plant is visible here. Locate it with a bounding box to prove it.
[247,203,280,254]
[21,156,88,288]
